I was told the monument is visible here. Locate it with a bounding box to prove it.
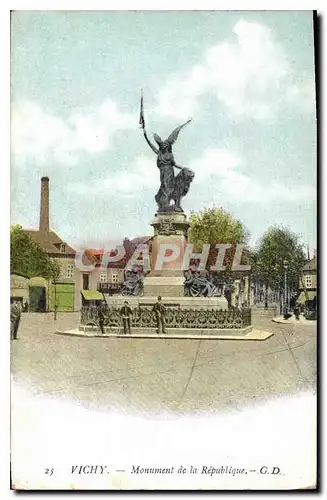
[139,96,227,306]
[79,93,256,336]
[141,116,194,298]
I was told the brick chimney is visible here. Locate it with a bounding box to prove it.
[39,176,50,233]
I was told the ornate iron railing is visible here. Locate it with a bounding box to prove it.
[81,305,252,329]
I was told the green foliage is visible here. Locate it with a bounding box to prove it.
[46,259,61,282]
[253,226,306,290]
[188,207,250,272]
[10,224,60,280]
[189,207,248,248]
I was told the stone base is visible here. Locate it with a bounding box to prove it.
[79,325,252,337]
[143,276,185,297]
[151,211,190,238]
[105,294,228,310]
[57,326,273,341]
[146,211,190,286]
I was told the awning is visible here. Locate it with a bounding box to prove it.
[81,290,105,301]
[296,291,316,304]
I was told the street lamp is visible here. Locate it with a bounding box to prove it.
[283,259,289,316]
[272,264,282,314]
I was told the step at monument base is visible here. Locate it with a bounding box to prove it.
[78,325,252,337]
[105,295,228,310]
[56,326,273,341]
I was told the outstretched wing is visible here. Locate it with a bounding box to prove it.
[153,133,164,147]
[166,119,192,145]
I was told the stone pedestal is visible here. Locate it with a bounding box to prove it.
[142,276,186,297]
[143,211,190,297]
[104,295,228,310]
[141,211,228,309]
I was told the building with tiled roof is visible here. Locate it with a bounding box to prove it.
[23,229,76,257]
[302,256,317,272]
[18,177,83,312]
[130,236,152,247]
[83,236,153,296]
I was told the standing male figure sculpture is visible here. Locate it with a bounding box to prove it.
[140,92,195,213]
[97,300,108,334]
[152,296,166,334]
[120,300,132,335]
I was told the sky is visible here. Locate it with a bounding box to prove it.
[10,11,317,250]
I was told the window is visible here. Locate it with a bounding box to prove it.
[66,263,74,278]
[99,272,107,283]
[111,273,118,284]
[60,243,66,253]
[305,275,312,288]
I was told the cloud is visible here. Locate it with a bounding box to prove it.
[189,148,315,204]
[11,99,136,166]
[156,20,315,121]
[285,80,316,114]
[67,156,158,197]
[68,147,315,208]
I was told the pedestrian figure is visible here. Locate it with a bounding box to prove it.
[153,296,166,334]
[10,299,22,340]
[23,300,29,313]
[120,300,132,335]
[294,304,300,320]
[97,300,107,334]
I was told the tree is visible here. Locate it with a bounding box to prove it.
[188,207,250,272]
[47,259,61,282]
[253,226,306,294]
[10,224,59,280]
[47,259,61,319]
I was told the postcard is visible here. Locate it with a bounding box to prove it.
[10,9,317,490]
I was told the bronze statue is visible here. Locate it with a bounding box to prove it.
[184,269,220,297]
[121,269,144,296]
[140,93,194,213]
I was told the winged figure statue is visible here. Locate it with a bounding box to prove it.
[140,94,195,212]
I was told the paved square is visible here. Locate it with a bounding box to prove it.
[11,312,316,416]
